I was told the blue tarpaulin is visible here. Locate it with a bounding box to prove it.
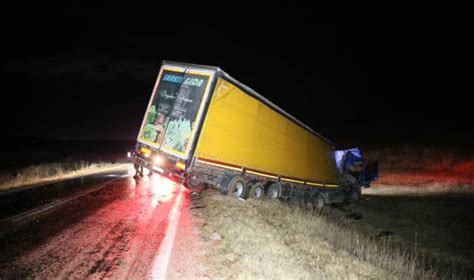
[335,148,378,188]
[335,148,363,174]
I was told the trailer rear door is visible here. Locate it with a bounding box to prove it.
[137,64,215,160]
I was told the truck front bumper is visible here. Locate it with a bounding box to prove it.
[134,155,186,183]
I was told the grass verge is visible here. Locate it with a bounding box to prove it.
[0,161,130,192]
[193,191,436,279]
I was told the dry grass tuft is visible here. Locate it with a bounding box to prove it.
[0,161,130,191]
[196,192,436,279]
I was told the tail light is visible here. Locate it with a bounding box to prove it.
[140,147,152,157]
[175,162,186,170]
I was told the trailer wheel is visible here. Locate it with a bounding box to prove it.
[314,194,326,211]
[266,182,281,200]
[248,182,264,199]
[350,186,361,202]
[184,181,209,191]
[184,174,208,190]
[228,176,247,199]
[342,184,362,204]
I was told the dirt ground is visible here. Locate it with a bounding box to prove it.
[358,184,474,276]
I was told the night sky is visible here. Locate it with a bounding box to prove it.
[1,4,468,145]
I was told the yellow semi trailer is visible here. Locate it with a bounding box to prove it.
[133,61,377,206]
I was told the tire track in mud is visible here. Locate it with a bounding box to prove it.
[58,220,134,279]
[86,221,133,277]
[86,194,177,279]
[124,206,171,278]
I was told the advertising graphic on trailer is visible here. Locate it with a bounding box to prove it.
[140,70,210,157]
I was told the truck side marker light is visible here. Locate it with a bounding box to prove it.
[196,159,242,172]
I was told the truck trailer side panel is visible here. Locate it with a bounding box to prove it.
[194,78,339,185]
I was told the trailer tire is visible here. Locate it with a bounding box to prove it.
[227,176,247,199]
[184,174,208,191]
[314,194,326,211]
[184,181,209,191]
[350,186,361,202]
[266,182,281,200]
[248,182,264,199]
[343,185,361,204]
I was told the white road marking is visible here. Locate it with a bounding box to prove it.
[150,185,185,280]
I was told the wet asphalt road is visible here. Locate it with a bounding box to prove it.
[0,171,129,220]
[0,169,196,279]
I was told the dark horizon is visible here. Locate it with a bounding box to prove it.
[1,4,468,145]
